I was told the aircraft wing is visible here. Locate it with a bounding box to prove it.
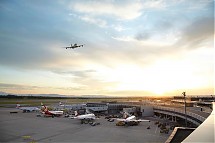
[116,118,126,122]
[117,118,150,122]
[20,107,38,111]
[69,116,77,119]
[34,107,41,111]
[130,119,150,122]
[25,107,34,111]
[50,111,63,115]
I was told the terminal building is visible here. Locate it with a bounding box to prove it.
[85,102,142,116]
[86,102,108,114]
[85,102,155,117]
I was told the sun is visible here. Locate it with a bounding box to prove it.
[97,57,210,96]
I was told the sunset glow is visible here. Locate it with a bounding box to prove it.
[0,0,214,97]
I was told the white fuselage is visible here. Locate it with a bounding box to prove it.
[48,110,64,115]
[76,113,96,120]
[125,115,136,122]
[117,115,150,123]
[18,106,40,112]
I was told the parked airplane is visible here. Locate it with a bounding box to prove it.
[16,104,40,112]
[64,43,84,49]
[69,110,97,124]
[41,104,63,117]
[116,112,150,126]
[59,101,73,108]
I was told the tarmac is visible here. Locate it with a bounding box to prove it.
[0,107,171,143]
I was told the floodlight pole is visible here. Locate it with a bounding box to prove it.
[211,95,214,102]
[182,92,187,127]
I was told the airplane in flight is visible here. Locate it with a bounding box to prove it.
[16,104,40,112]
[64,43,84,49]
[41,104,64,117]
[69,110,97,124]
[116,112,150,126]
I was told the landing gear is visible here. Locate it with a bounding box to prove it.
[81,119,84,124]
[81,119,94,124]
[84,119,89,124]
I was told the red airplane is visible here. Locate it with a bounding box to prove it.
[41,103,63,117]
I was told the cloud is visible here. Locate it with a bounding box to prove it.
[142,0,167,9]
[176,16,214,49]
[0,83,40,90]
[106,90,158,97]
[69,0,170,29]
[135,32,151,41]
[0,37,60,69]
[51,69,97,79]
[71,1,143,20]
[111,24,126,32]
[111,36,135,42]
[79,15,107,27]
[110,15,214,67]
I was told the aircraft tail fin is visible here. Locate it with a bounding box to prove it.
[16,104,20,108]
[74,111,78,116]
[40,103,48,112]
[86,108,92,114]
[123,112,131,119]
[59,101,63,106]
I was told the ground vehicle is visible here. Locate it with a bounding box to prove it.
[116,121,125,126]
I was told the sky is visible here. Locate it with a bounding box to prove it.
[0,0,214,97]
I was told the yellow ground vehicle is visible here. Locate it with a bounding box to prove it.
[116,121,125,126]
[116,121,140,126]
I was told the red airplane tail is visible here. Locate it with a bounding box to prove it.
[44,106,48,112]
[41,103,49,112]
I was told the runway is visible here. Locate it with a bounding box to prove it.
[0,107,171,143]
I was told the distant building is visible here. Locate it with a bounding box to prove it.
[56,104,86,111]
[86,102,108,114]
[85,102,143,116]
[141,105,154,117]
[172,95,214,107]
